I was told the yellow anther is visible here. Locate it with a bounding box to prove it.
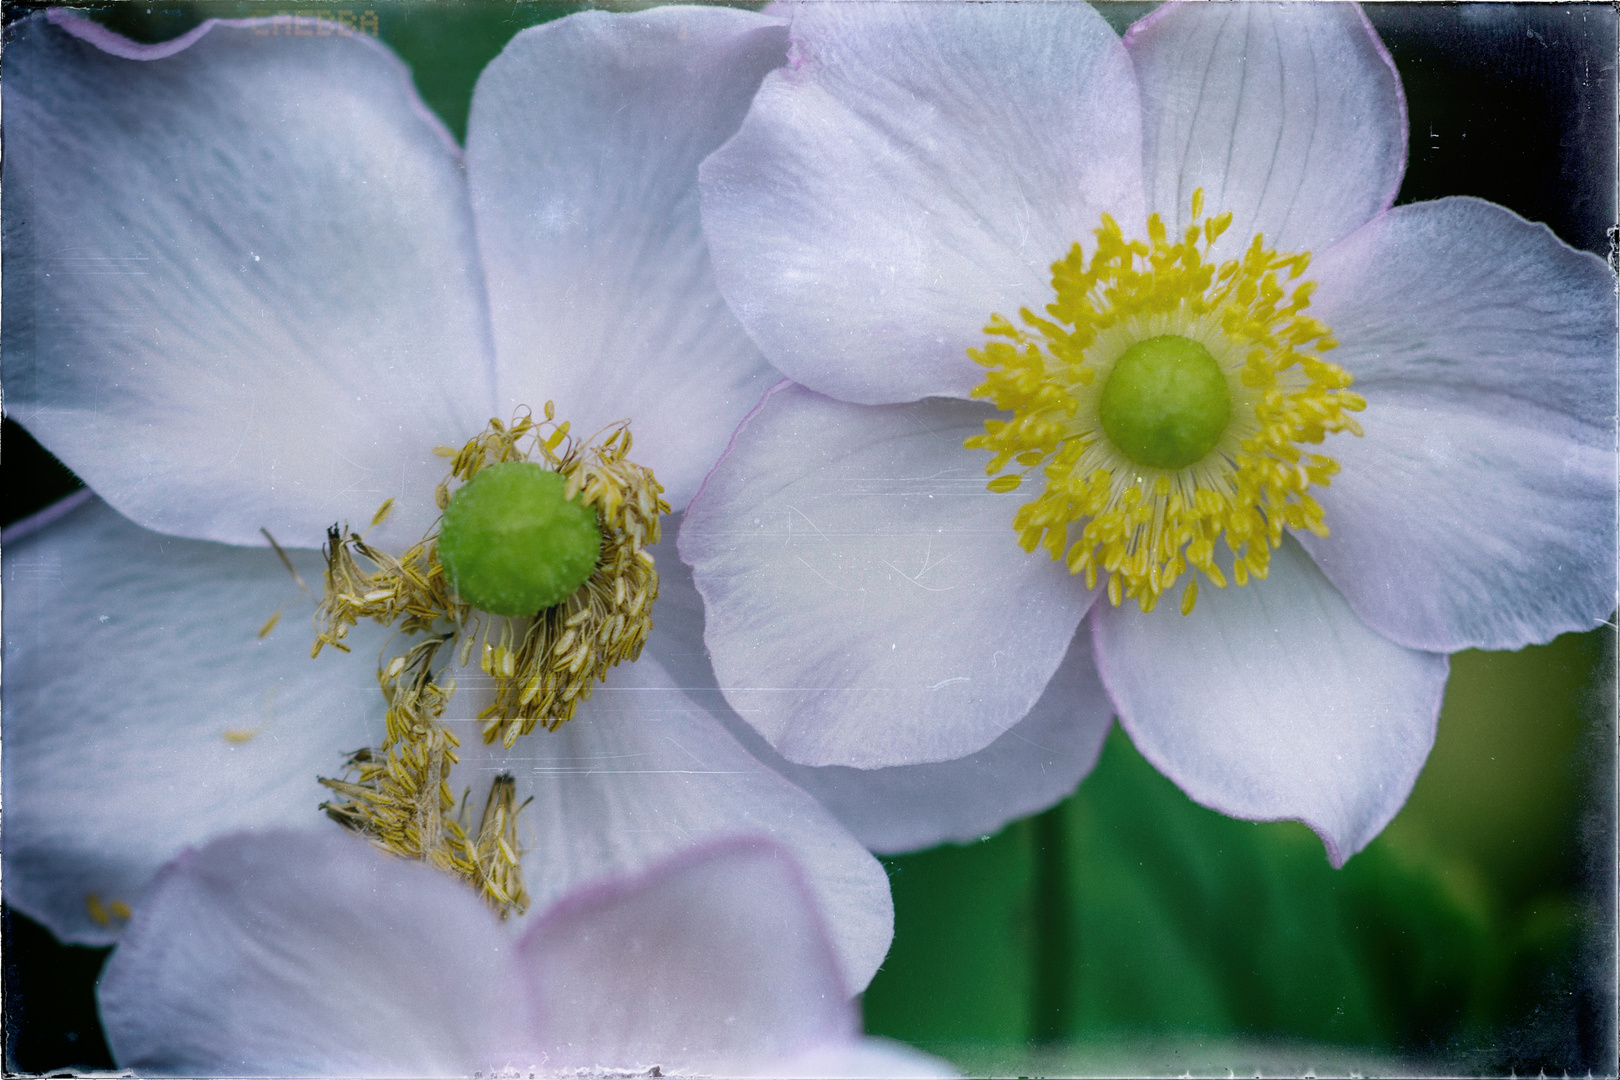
[86,893,110,927]
[85,893,130,926]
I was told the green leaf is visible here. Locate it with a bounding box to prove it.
[860,824,1038,1046]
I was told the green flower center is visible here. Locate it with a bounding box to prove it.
[438,461,601,616]
[1097,334,1231,470]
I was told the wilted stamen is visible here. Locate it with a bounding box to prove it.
[313,404,668,916]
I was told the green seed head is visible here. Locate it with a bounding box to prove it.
[1098,334,1231,470]
[438,462,601,617]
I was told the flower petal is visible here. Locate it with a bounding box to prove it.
[1,13,495,550]
[468,8,787,510]
[1,497,389,945]
[448,654,893,995]
[516,838,854,1074]
[1299,197,1618,652]
[650,520,1112,853]
[700,2,1144,404]
[1090,536,1448,866]
[1124,1,1406,259]
[752,1040,960,1079]
[679,384,1095,768]
[99,828,529,1077]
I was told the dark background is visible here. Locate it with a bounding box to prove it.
[3,3,1615,1075]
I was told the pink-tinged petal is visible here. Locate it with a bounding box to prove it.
[700,2,1144,404]
[1091,536,1448,866]
[468,8,787,511]
[650,522,1112,853]
[1,497,390,945]
[771,622,1113,854]
[516,838,854,1074]
[1299,197,1617,652]
[679,384,1095,768]
[1125,1,1406,260]
[99,829,530,1077]
[447,654,893,995]
[1,14,495,550]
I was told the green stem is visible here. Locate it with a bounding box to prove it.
[1031,801,1075,1044]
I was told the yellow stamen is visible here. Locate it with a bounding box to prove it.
[260,527,311,595]
[965,191,1364,614]
[469,774,531,913]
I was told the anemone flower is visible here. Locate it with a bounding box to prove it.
[98,828,950,1077]
[681,1,1617,863]
[1,7,892,991]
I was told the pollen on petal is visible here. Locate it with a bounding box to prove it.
[85,892,129,927]
[86,893,110,927]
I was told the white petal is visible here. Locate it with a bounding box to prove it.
[1,497,390,945]
[515,838,854,1074]
[679,385,1094,768]
[446,655,893,995]
[468,8,787,510]
[700,2,1144,404]
[99,828,529,1077]
[745,1038,960,1079]
[1125,1,1406,260]
[650,520,1112,853]
[1298,197,1618,652]
[1090,536,1448,866]
[774,622,1113,854]
[1,13,495,550]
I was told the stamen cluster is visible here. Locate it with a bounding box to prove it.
[318,632,530,916]
[966,192,1366,614]
[311,404,667,914]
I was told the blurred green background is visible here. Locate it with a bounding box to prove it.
[2,3,1614,1076]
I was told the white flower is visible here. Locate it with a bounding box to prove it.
[0,7,891,990]
[98,828,952,1078]
[678,2,1617,862]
